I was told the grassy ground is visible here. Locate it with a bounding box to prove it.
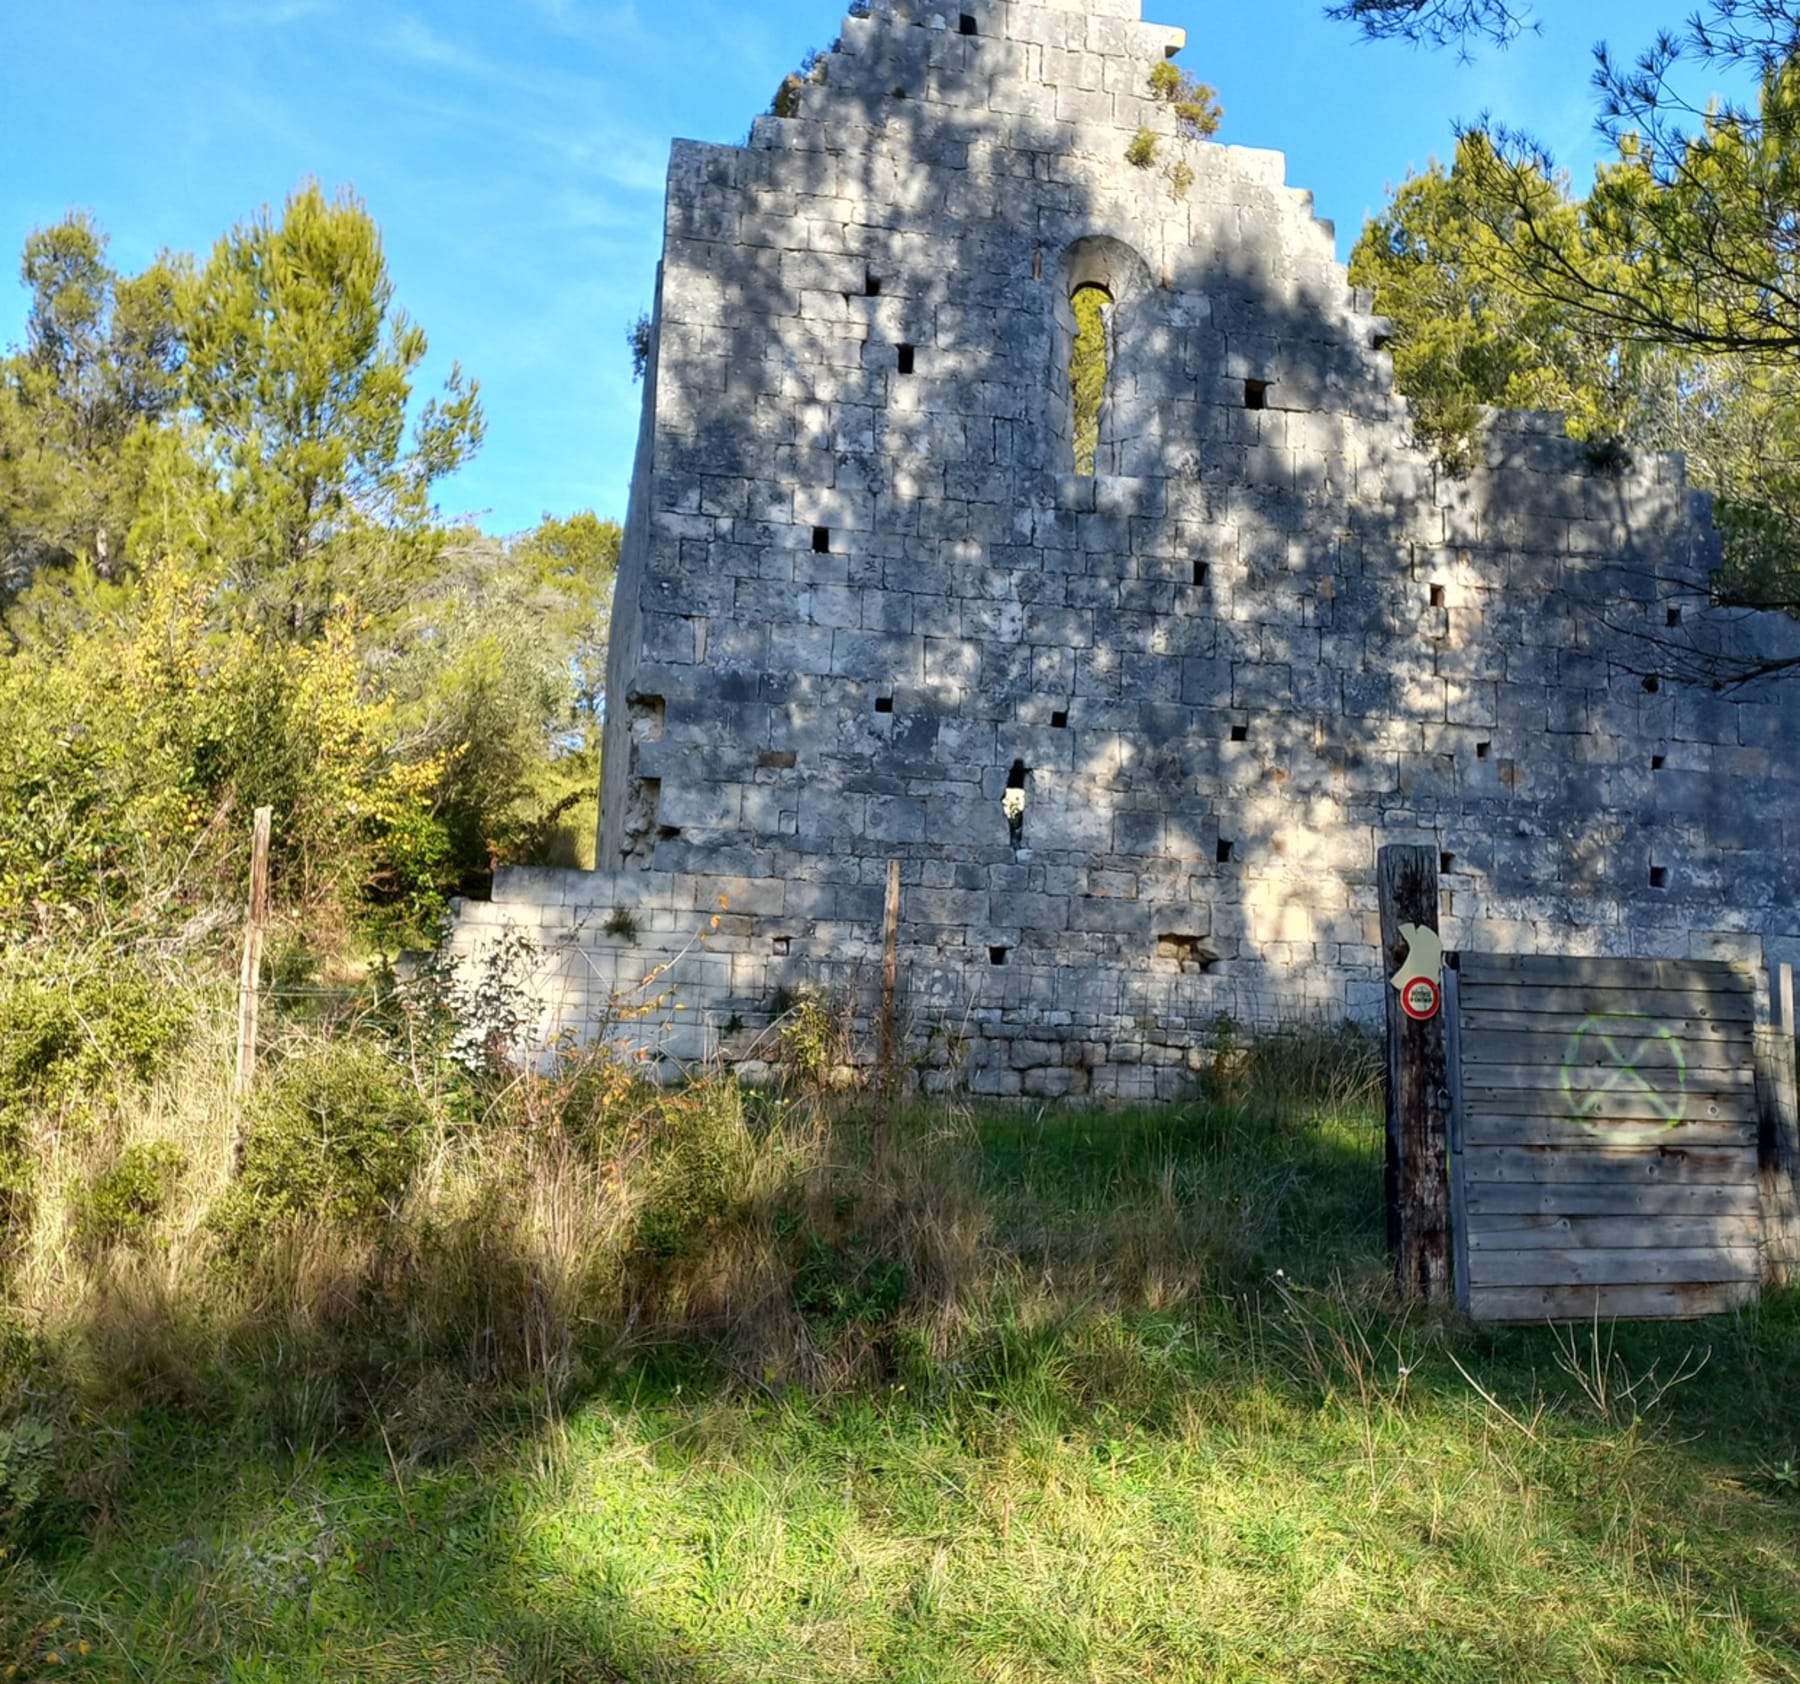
[3,1079,1798,1681]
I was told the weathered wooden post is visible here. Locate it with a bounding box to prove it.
[1378,844,1453,1302]
[234,806,273,1103]
[1755,960,1800,1284]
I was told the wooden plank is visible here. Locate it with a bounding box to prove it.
[1445,965,1470,1314]
[1754,1021,1800,1285]
[1462,1092,1756,1127]
[1461,1031,1752,1072]
[1462,1063,1753,1094]
[1464,1181,1762,1218]
[1468,1280,1759,1323]
[1460,1008,1749,1043]
[1458,955,1755,991]
[1471,1246,1762,1289]
[1462,1145,1759,1186]
[1466,1214,1763,1251]
[1457,985,1755,1022]
[1464,1116,1756,1149]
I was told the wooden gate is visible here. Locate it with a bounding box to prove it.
[1449,954,1764,1322]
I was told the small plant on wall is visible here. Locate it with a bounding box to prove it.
[1148,60,1222,138]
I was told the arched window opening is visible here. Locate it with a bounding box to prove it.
[1053,237,1150,478]
[1069,284,1111,477]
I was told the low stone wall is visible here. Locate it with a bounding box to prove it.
[447,855,1791,1098]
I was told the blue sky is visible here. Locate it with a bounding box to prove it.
[1,0,1716,536]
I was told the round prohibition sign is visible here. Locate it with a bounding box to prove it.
[1400,977,1441,1022]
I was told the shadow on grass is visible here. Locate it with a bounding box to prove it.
[5,1095,1799,1680]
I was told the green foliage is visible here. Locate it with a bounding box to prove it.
[0,1415,55,1543]
[776,988,852,1091]
[1125,127,1158,168]
[0,560,450,938]
[782,1195,910,1333]
[70,1142,187,1257]
[0,960,187,1126]
[215,1044,431,1246]
[171,182,484,637]
[1146,60,1222,139]
[627,313,652,382]
[1348,138,1634,471]
[0,213,182,604]
[1069,285,1110,477]
[631,1081,753,1263]
[0,190,610,940]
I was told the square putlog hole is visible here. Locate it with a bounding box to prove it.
[1216,839,1234,864]
[1050,709,1069,729]
[1650,865,1670,889]
[875,695,894,714]
[1667,605,1683,626]
[988,945,1009,966]
[1229,724,1249,743]
[1429,584,1446,608]
[1476,741,1491,760]
[1243,378,1269,410]
[812,526,831,554]
[959,12,977,34]
[1652,754,1666,770]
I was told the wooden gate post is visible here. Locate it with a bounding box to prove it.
[1378,845,1453,1302]
[234,806,273,1102]
[1755,960,1800,1284]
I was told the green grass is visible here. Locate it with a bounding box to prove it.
[4,1092,1799,1682]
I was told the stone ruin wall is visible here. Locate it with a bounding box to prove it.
[451,0,1800,1099]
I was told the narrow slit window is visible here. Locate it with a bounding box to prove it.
[1003,759,1028,850]
[812,526,831,554]
[1429,584,1446,608]
[1243,378,1269,410]
[865,272,883,297]
[1216,839,1233,864]
[1192,560,1209,587]
[897,343,916,375]
[1069,283,1112,476]
[1440,851,1455,875]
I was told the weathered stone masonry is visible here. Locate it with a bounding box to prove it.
[452,0,1800,1099]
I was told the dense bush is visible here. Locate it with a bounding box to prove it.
[69,1142,187,1258]
[0,958,189,1269]
[213,1044,432,1249]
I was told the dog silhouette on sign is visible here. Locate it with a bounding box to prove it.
[1390,923,1443,992]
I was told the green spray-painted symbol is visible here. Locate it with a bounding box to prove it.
[1559,1017,1687,1136]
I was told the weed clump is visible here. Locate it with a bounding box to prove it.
[69,1142,187,1258]
[212,1044,431,1250]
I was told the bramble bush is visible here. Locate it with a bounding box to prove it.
[211,1043,433,1253]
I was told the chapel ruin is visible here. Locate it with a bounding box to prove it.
[450,0,1800,1099]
